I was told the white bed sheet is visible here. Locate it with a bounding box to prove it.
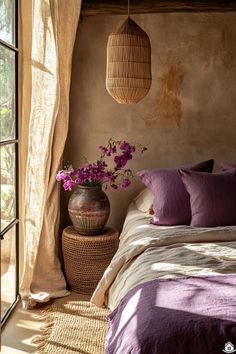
[91,202,236,310]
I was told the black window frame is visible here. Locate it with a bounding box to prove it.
[0,0,20,327]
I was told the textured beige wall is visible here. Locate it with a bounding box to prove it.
[62,12,236,231]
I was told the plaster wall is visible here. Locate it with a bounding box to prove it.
[63,12,236,231]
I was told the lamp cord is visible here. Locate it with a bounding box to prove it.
[128,0,130,17]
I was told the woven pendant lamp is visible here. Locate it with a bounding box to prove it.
[106,16,152,104]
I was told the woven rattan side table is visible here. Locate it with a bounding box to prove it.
[62,226,119,295]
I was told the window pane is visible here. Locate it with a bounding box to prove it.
[0,144,16,231]
[0,46,15,141]
[1,226,16,320]
[0,0,15,45]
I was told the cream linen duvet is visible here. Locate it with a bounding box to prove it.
[91,203,236,311]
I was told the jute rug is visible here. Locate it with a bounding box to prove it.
[34,295,109,354]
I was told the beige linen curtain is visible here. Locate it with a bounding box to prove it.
[19,0,82,309]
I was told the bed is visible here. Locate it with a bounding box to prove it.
[91,201,236,354]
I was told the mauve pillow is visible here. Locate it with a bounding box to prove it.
[137,159,214,226]
[179,169,236,227]
[222,163,236,171]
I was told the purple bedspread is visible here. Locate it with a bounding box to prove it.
[106,276,236,354]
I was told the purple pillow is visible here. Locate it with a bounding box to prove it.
[179,169,236,227]
[222,163,236,171]
[137,159,214,226]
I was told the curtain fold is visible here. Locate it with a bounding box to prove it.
[19,0,82,309]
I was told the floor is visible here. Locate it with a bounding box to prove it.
[1,226,17,321]
[1,292,90,353]
[1,262,16,320]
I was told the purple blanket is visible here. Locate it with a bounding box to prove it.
[106,276,236,354]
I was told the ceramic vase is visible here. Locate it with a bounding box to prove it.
[68,185,110,235]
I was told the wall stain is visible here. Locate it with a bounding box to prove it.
[143,64,184,128]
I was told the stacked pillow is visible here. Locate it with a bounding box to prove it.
[137,160,236,228]
[179,168,236,227]
[137,160,214,226]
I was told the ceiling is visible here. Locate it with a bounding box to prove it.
[81,0,236,16]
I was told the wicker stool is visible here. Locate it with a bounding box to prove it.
[62,226,119,295]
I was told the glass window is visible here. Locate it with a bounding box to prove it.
[0,0,18,326]
[0,46,15,141]
[0,144,16,231]
[0,0,15,45]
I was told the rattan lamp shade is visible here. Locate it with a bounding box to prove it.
[106,17,152,104]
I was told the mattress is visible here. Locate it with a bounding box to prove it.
[91,202,236,311]
[91,203,236,353]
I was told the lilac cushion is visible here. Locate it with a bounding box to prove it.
[137,159,214,226]
[179,169,236,227]
[222,162,236,171]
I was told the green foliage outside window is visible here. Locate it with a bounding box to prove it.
[0,1,16,230]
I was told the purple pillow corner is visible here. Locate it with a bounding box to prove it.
[136,159,214,226]
[181,169,236,227]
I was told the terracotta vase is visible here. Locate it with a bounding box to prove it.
[68,185,110,235]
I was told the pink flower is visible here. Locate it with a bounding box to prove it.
[121,178,131,188]
[56,170,67,181]
[56,139,147,191]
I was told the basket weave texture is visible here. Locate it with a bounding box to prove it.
[106,17,151,104]
[62,226,119,295]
